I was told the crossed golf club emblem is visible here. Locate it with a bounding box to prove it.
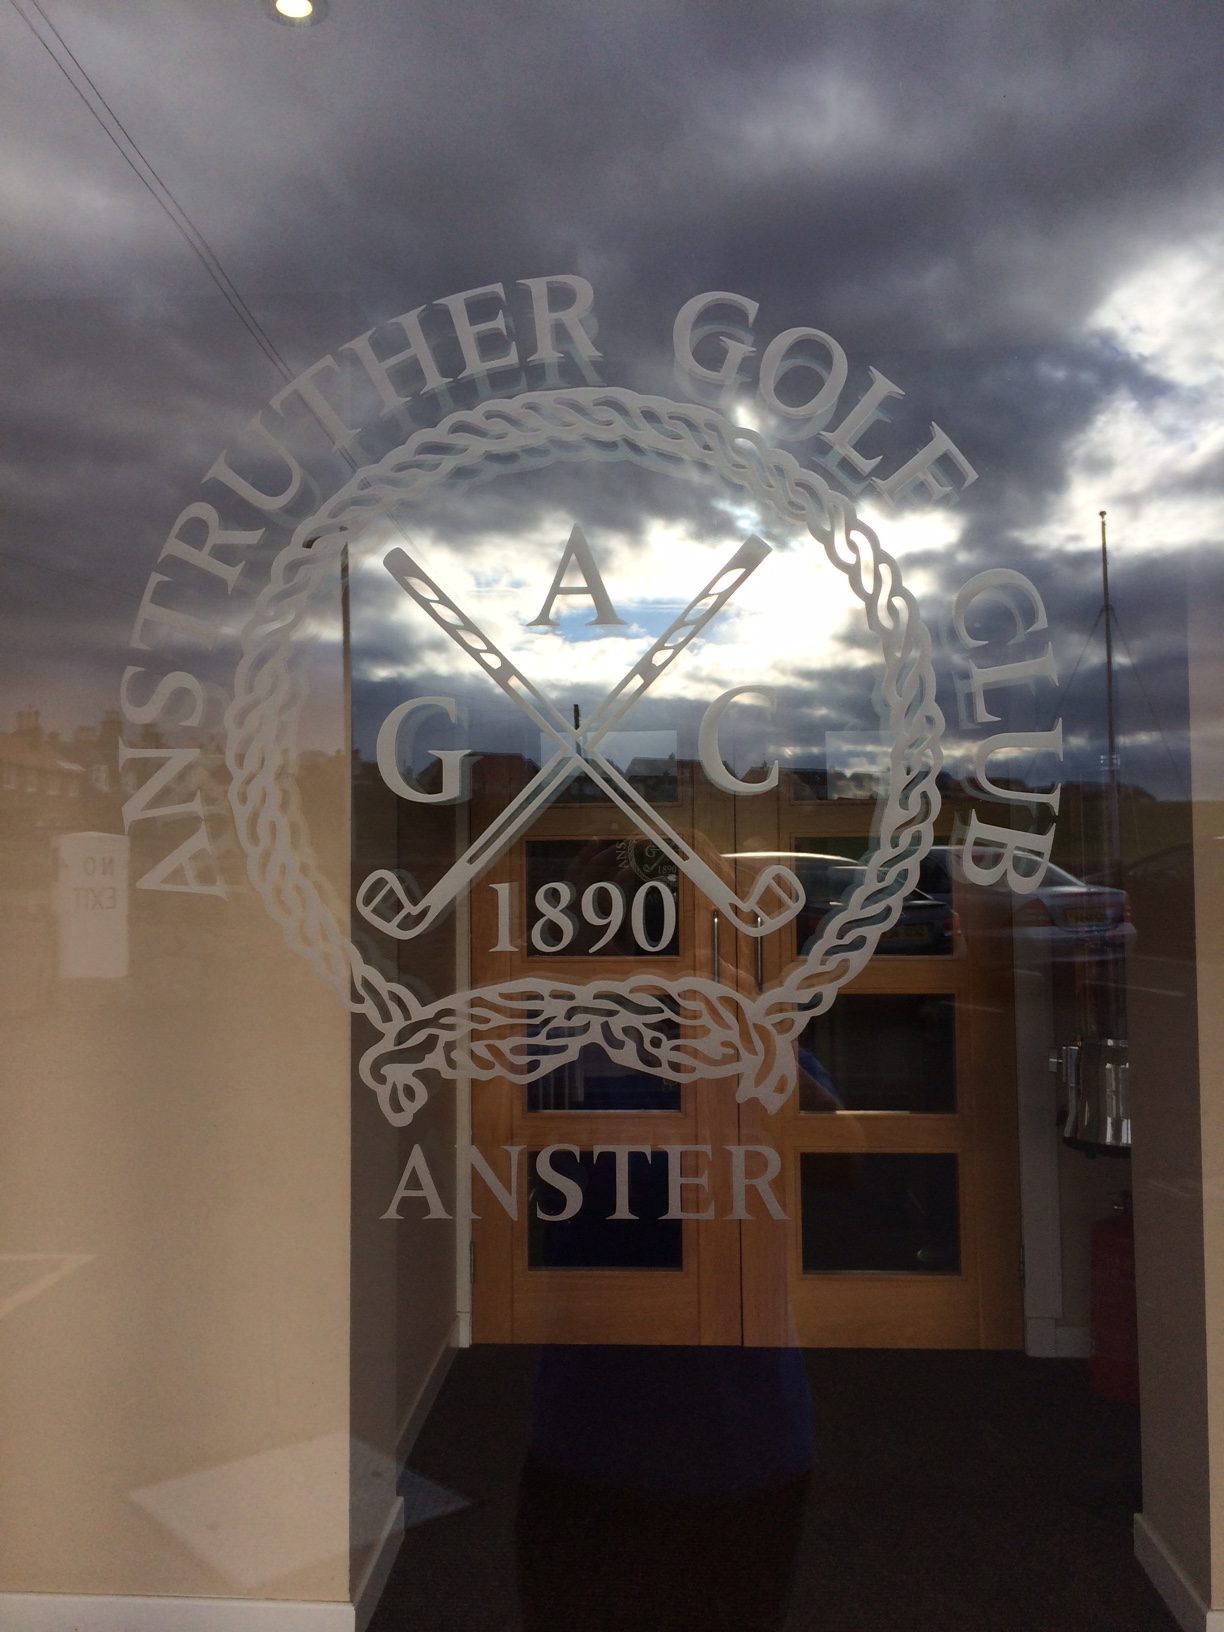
[356,533,806,943]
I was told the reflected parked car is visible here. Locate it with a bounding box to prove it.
[791,853,960,957]
[916,845,1135,961]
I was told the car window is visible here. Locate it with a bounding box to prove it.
[798,861,866,898]
[1034,862,1087,888]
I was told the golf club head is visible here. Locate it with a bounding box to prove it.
[356,867,439,940]
[731,863,805,936]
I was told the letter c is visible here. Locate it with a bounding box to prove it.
[376,696,474,804]
[698,686,779,795]
[952,569,1049,650]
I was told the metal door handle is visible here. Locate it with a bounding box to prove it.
[712,911,721,977]
[755,912,764,987]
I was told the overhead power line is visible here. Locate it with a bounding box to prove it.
[8,0,296,385]
[6,0,394,501]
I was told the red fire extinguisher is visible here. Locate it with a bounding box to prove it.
[1090,1192,1139,1403]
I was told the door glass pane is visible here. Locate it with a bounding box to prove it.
[527,1041,682,1112]
[800,1153,961,1274]
[527,1149,683,1269]
[524,838,680,957]
[798,995,957,1113]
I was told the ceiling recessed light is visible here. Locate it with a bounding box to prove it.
[265,0,327,25]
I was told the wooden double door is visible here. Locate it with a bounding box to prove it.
[468,758,1022,1349]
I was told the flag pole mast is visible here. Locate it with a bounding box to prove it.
[1099,509,1122,886]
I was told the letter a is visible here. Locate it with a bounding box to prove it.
[528,525,625,627]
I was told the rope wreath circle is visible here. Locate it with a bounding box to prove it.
[225,388,945,1123]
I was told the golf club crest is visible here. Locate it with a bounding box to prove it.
[225,387,944,1125]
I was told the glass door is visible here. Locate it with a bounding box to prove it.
[468,748,1024,1347]
[734,776,1023,1348]
[357,425,1024,1351]
[469,756,744,1344]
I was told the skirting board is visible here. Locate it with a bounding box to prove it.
[1,1519,403,1632]
[2,1338,460,1632]
[1134,1512,1224,1632]
[353,1495,404,1632]
[1054,1323,1092,1359]
[396,1324,457,1462]
[1025,1318,1092,1359]
[0,1594,355,1631]
[353,1323,458,1632]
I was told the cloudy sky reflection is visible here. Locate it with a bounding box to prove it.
[2,0,1221,804]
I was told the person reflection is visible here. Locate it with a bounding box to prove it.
[514,1048,838,1632]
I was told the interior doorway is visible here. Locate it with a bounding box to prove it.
[343,457,1027,1357]
[467,760,1023,1349]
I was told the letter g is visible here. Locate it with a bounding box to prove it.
[376,696,474,805]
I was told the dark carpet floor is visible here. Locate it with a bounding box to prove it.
[367,1348,1178,1632]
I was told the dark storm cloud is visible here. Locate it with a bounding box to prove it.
[9,1,1224,319]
